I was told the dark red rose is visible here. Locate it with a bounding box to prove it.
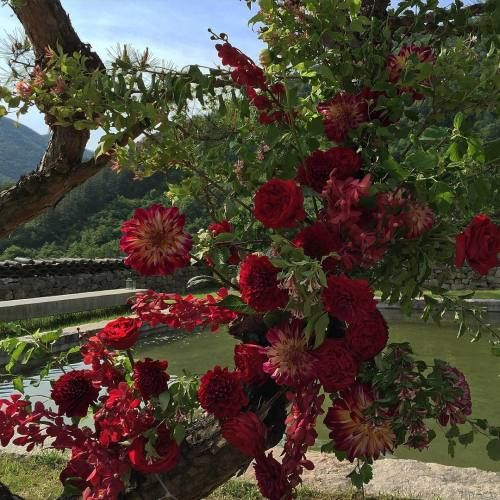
[297,147,362,192]
[254,452,292,500]
[292,222,342,265]
[221,411,267,457]
[129,424,180,474]
[322,274,376,323]
[254,179,305,229]
[197,366,249,419]
[208,219,232,235]
[239,254,288,312]
[51,370,99,417]
[133,358,169,400]
[454,214,500,275]
[234,343,268,384]
[346,309,389,361]
[313,339,358,392]
[98,317,142,350]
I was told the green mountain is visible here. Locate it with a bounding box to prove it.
[0,117,48,183]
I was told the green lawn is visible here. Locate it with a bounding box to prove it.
[0,452,413,500]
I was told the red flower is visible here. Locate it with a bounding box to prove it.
[98,317,142,350]
[292,222,342,264]
[346,309,389,361]
[120,204,192,276]
[221,412,267,457]
[239,255,288,312]
[454,214,500,275]
[16,80,32,98]
[197,366,249,419]
[322,274,377,323]
[386,44,435,84]
[297,147,361,192]
[263,320,316,387]
[254,452,293,500]
[133,358,169,400]
[324,383,396,461]
[51,370,99,417]
[254,179,305,229]
[129,424,180,474]
[317,93,368,143]
[234,343,268,384]
[0,409,15,447]
[312,339,358,392]
[208,219,232,235]
[404,202,435,239]
[215,43,247,67]
[227,246,241,265]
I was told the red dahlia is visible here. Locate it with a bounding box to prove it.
[317,93,368,143]
[322,274,377,323]
[254,452,292,500]
[254,179,305,229]
[51,370,99,417]
[129,423,180,474]
[404,202,435,239]
[292,222,342,263]
[197,366,249,419]
[239,254,288,312]
[234,343,268,384]
[120,204,192,276]
[208,219,232,235]
[222,411,267,458]
[297,147,362,192]
[454,214,500,276]
[133,358,169,400]
[98,316,142,350]
[313,339,358,392]
[346,309,389,361]
[386,44,435,84]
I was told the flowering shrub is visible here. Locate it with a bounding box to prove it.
[1,1,499,499]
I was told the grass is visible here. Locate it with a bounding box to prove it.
[0,453,413,500]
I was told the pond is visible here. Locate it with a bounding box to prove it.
[1,318,499,472]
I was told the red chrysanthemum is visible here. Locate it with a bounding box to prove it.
[51,370,99,417]
[221,411,267,457]
[312,339,358,392]
[297,147,362,192]
[322,274,377,323]
[98,316,142,350]
[197,366,249,419]
[317,93,368,143]
[254,452,293,500]
[292,222,342,263]
[346,309,389,361]
[404,202,435,239]
[263,320,316,387]
[254,179,305,229]
[208,219,232,236]
[234,343,268,384]
[454,214,500,276]
[239,254,289,312]
[386,44,435,84]
[120,204,192,276]
[129,424,180,474]
[324,383,396,461]
[133,358,169,401]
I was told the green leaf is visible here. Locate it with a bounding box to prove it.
[215,295,255,315]
[12,376,24,393]
[458,431,474,446]
[453,112,464,130]
[172,423,186,444]
[484,138,500,164]
[486,438,500,461]
[313,313,329,348]
[0,105,7,117]
[383,156,409,181]
[158,390,171,411]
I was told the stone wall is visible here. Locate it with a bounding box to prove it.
[425,265,500,291]
[0,259,209,301]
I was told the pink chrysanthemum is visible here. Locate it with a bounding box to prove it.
[120,204,192,276]
[317,93,368,143]
[263,320,316,387]
[404,202,435,239]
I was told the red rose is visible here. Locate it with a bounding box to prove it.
[98,317,142,350]
[313,339,358,392]
[197,366,249,419]
[234,343,268,384]
[254,179,305,229]
[239,254,289,312]
[222,412,267,457]
[208,220,232,235]
[51,370,99,417]
[133,358,169,400]
[454,214,500,275]
[322,274,376,323]
[346,309,389,361]
[297,147,362,192]
[129,424,180,474]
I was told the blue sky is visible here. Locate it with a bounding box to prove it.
[0,0,263,147]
